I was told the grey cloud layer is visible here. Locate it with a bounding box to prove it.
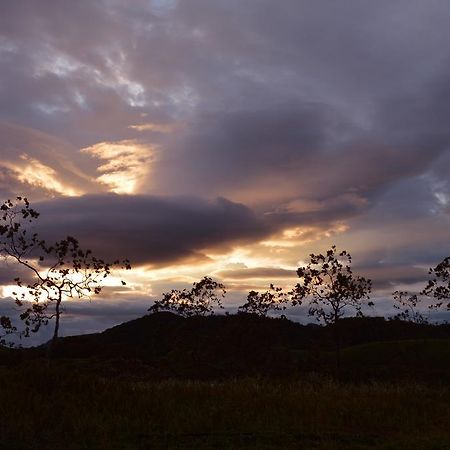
[33,194,271,266]
[1,0,450,285]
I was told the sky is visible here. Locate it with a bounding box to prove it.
[1,0,450,342]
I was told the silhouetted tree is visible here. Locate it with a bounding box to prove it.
[392,256,450,323]
[239,284,288,316]
[422,256,450,312]
[290,245,372,368]
[392,291,427,324]
[149,276,226,317]
[0,197,131,349]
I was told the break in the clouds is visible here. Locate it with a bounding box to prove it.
[2,0,450,339]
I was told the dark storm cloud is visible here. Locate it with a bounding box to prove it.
[32,194,272,266]
[0,261,35,286]
[27,192,368,269]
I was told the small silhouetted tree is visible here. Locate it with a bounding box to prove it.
[422,256,450,312]
[149,276,226,317]
[393,256,450,323]
[239,284,288,316]
[392,291,427,324]
[290,245,372,369]
[0,197,131,350]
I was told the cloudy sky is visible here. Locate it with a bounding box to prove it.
[2,0,450,341]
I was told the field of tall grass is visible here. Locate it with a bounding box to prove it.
[0,361,449,449]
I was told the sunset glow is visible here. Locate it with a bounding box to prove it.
[81,140,155,194]
[3,155,82,197]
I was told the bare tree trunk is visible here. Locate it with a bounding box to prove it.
[333,310,341,375]
[53,297,61,344]
[46,294,61,360]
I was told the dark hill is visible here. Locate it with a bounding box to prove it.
[50,312,320,378]
[49,313,450,380]
[3,313,450,380]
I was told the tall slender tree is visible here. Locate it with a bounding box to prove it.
[0,197,131,349]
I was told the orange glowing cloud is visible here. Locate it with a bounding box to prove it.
[81,140,155,194]
[1,154,83,197]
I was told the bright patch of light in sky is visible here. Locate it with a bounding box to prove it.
[261,224,349,249]
[128,122,179,133]
[81,140,155,194]
[34,53,81,78]
[33,102,71,115]
[2,154,82,197]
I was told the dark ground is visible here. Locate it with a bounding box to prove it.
[1,313,450,449]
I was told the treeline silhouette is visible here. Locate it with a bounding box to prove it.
[148,247,449,325]
[148,245,448,369]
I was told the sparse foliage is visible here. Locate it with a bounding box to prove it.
[239,284,288,316]
[422,256,450,311]
[0,315,16,347]
[149,276,226,317]
[392,291,427,324]
[290,245,372,369]
[291,246,372,325]
[392,256,450,323]
[0,197,131,347]
[0,196,40,256]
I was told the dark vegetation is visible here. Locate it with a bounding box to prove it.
[2,312,450,450]
[1,366,450,450]
[1,314,450,449]
[2,313,450,382]
[149,276,226,317]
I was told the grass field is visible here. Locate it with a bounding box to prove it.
[0,361,449,449]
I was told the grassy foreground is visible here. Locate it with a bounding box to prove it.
[0,362,449,449]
